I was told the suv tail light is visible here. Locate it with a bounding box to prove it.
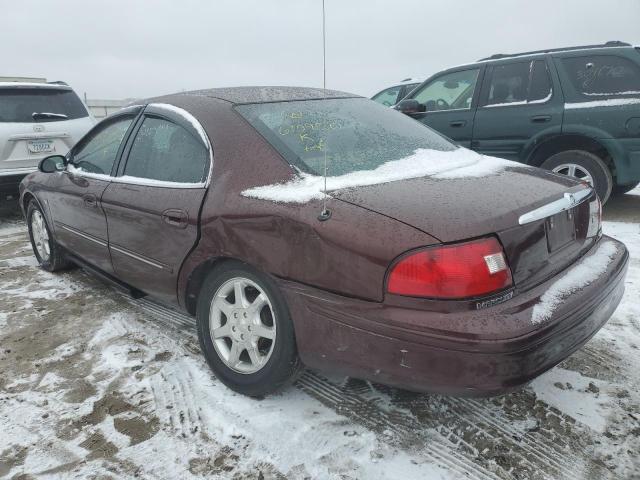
[387,237,513,299]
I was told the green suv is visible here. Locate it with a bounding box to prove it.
[396,41,640,202]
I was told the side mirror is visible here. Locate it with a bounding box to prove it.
[395,99,425,115]
[39,155,66,173]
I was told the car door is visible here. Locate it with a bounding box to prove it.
[100,105,211,303]
[50,110,140,273]
[401,68,482,147]
[471,58,563,161]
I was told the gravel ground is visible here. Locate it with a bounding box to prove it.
[0,189,639,480]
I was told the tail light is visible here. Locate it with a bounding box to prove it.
[587,196,601,238]
[387,237,513,299]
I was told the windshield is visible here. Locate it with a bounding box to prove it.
[0,87,88,123]
[236,97,455,177]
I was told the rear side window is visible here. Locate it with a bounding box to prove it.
[528,60,552,102]
[71,116,134,175]
[123,117,209,184]
[484,62,530,106]
[0,88,88,123]
[561,55,640,96]
[483,60,553,106]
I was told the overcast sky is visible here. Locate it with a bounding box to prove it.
[3,0,640,100]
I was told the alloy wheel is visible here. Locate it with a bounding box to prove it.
[209,277,276,374]
[551,163,594,187]
[31,210,51,262]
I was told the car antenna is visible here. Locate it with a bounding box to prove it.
[317,0,332,222]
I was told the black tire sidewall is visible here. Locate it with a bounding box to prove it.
[196,261,300,396]
[541,150,613,203]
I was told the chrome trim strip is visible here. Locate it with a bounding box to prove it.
[109,176,206,189]
[58,224,107,247]
[518,188,593,225]
[110,244,168,270]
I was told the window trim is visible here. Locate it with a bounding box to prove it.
[408,67,482,114]
[479,58,554,109]
[113,104,213,189]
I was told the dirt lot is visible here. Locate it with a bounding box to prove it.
[0,191,639,480]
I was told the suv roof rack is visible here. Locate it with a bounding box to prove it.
[47,80,69,86]
[478,41,631,62]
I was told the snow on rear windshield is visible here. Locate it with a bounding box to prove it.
[0,88,88,123]
[236,97,456,177]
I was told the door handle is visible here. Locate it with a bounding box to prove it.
[449,120,467,127]
[530,115,551,123]
[83,194,97,208]
[161,209,189,229]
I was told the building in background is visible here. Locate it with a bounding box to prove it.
[84,98,135,120]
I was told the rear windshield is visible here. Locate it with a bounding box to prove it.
[561,55,640,96]
[0,87,88,123]
[236,97,455,177]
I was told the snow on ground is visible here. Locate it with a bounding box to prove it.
[0,188,639,479]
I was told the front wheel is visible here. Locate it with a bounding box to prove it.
[196,261,302,397]
[541,150,613,203]
[26,201,72,272]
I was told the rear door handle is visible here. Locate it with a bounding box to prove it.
[161,209,189,229]
[530,115,551,123]
[83,194,97,208]
[449,120,467,127]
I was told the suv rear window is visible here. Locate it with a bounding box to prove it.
[0,87,88,123]
[237,97,455,177]
[561,55,640,96]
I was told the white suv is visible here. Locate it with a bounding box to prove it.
[0,80,95,201]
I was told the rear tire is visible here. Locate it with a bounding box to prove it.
[612,181,639,196]
[541,150,613,204]
[26,201,73,272]
[196,261,302,397]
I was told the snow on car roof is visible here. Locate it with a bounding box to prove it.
[179,86,359,104]
[0,82,71,89]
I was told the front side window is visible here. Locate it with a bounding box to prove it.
[123,117,209,184]
[0,87,88,123]
[412,69,480,112]
[71,116,133,175]
[236,98,455,177]
[561,55,640,96]
[372,86,402,106]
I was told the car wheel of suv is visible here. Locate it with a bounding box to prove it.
[612,181,639,196]
[27,201,72,272]
[541,150,613,203]
[196,261,302,397]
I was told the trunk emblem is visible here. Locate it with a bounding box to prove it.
[33,124,44,132]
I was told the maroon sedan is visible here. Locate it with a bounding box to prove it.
[20,87,628,397]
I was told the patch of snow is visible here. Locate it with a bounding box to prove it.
[565,98,640,109]
[531,240,619,325]
[531,368,613,433]
[243,148,521,204]
[67,163,112,182]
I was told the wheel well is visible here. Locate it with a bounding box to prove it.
[184,256,237,316]
[22,192,35,214]
[527,135,613,170]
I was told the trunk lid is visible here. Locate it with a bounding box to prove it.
[331,167,598,291]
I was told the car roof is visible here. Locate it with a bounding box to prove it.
[157,86,359,105]
[442,41,634,72]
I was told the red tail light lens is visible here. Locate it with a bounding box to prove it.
[387,237,513,299]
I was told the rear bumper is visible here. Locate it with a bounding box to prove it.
[280,236,628,396]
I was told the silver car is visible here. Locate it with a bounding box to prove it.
[0,80,95,201]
